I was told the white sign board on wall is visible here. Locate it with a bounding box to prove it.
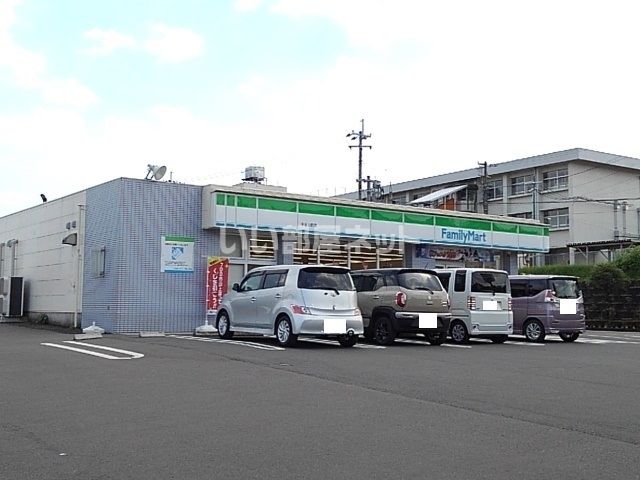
[161,236,195,273]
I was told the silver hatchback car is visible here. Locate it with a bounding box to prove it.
[216,265,364,347]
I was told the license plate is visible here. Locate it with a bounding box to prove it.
[483,300,499,311]
[560,299,577,314]
[324,319,346,334]
[419,313,437,328]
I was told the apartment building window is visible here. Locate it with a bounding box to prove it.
[485,179,503,200]
[542,168,568,192]
[510,212,533,219]
[542,208,569,229]
[510,174,534,196]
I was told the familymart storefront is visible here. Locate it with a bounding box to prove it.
[202,185,549,287]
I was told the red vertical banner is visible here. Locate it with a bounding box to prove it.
[206,257,229,314]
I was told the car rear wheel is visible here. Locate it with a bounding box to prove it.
[275,316,298,347]
[337,335,357,347]
[425,331,447,346]
[490,335,508,344]
[559,331,580,342]
[449,320,469,344]
[216,312,234,339]
[372,315,396,345]
[524,320,546,343]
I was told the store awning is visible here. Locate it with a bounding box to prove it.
[409,184,467,204]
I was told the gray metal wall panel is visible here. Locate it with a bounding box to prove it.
[82,179,124,333]
[83,178,219,333]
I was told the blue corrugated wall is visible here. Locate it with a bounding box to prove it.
[82,178,219,333]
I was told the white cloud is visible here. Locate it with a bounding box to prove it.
[82,28,136,55]
[81,24,204,63]
[0,0,98,109]
[237,75,266,98]
[233,0,263,12]
[143,23,204,63]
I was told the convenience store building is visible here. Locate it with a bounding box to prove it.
[0,178,548,333]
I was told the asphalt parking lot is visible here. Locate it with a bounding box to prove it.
[2,323,640,480]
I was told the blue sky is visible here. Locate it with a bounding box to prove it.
[2,0,640,216]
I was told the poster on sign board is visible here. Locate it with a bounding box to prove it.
[207,257,229,314]
[161,236,194,273]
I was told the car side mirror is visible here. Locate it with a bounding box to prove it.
[232,283,240,292]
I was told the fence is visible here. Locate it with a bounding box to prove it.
[583,283,640,330]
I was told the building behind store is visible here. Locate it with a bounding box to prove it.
[338,148,640,266]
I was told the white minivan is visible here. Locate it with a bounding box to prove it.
[435,268,513,344]
[216,265,364,347]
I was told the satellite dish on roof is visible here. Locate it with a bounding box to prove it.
[145,164,167,181]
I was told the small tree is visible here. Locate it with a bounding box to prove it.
[614,246,640,279]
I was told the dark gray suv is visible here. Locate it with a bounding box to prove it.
[351,268,451,345]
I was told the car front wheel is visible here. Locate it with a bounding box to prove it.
[524,320,546,343]
[275,316,298,347]
[372,315,396,345]
[217,312,234,339]
[449,321,469,344]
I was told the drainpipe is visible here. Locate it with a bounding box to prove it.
[613,200,619,240]
[0,243,4,277]
[622,202,628,238]
[73,205,85,329]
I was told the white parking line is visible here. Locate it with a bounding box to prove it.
[504,341,545,347]
[41,342,144,360]
[441,343,472,349]
[395,338,429,345]
[167,335,285,351]
[298,338,386,349]
[64,341,145,358]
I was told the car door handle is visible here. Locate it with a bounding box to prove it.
[250,297,257,302]
[372,295,381,300]
[274,294,282,299]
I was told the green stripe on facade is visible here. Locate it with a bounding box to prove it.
[164,236,194,242]
[519,225,544,236]
[404,213,434,225]
[336,206,370,220]
[436,216,492,231]
[214,191,549,238]
[492,222,518,234]
[371,209,403,222]
[258,198,297,213]
[298,202,335,216]
[237,196,257,208]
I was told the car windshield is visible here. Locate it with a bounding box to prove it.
[550,278,580,299]
[397,272,443,291]
[297,267,355,292]
[471,271,509,294]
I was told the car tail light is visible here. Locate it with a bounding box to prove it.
[395,291,407,308]
[467,296,476,310]
[354,307,361,316]
[291,304,311,315]
[508,297,512,311]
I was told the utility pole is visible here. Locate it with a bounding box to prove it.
[347,119,372,200]
[478,161,488,214]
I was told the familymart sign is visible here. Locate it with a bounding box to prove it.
[208,191,549,252]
